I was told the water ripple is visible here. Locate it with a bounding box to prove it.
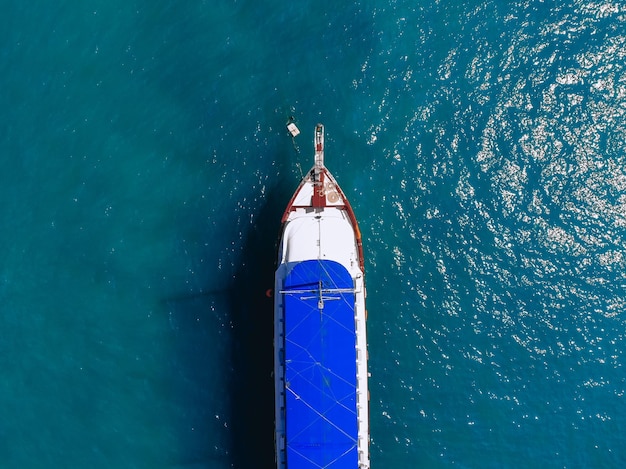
[367,1,626,465]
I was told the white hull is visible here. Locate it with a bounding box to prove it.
[274,124,369,468]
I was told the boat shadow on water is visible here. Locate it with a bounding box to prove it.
[164,181,291,469]
[226,182,291,468]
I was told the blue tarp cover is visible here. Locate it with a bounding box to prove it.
[283,259,358,468]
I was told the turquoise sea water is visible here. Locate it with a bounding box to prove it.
[2,1,626,467]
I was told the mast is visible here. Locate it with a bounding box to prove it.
[314,123,324,168]
[312,124,326,208]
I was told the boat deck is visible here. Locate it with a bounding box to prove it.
[283,259,359,467]
[274,123,369,469]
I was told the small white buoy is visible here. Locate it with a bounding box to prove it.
[287,122,300,137]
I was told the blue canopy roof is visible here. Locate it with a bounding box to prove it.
[283,259,358,468]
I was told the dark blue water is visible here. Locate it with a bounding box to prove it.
[2,1,625,467]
